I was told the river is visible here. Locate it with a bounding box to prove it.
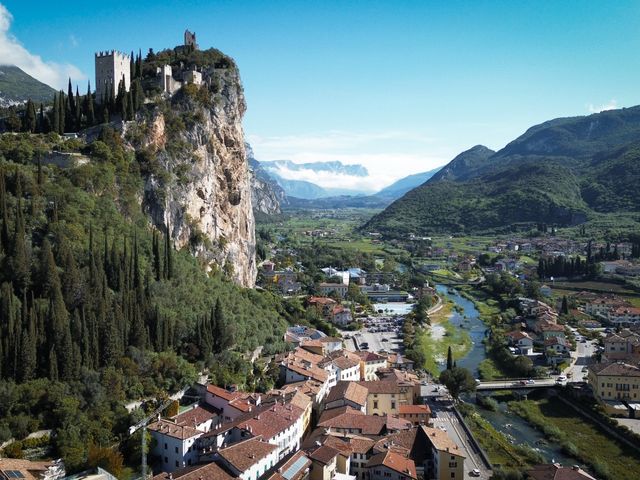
[436,285,578,465]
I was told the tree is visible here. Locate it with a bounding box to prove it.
[560,295,569,315]
[446,346,453,370]
[24,99,37,132]
[439,366,476,399]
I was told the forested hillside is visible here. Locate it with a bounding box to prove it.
[365,106,640,236]
[0,130,291,470]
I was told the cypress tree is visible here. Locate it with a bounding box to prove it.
[446,346,453,370]
[24,99,37,132]
[58,90,66,134]
[48,347,59,381]
[0,172,9,253]
[561,296,569,315]
[52,92,60,133]
[67,78,75,113]
[10,184,30,294]
[86,81,95,126]
[152,230,161,281]
[19,325,36,381]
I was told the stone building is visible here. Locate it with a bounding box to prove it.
[184,29,199,50]
[94,50,131,103]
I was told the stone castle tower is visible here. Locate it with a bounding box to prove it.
[95,50,131,103]
[184,29,199,50]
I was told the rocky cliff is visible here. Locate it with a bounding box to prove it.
[136,64,256,287]
[247,143,285,215]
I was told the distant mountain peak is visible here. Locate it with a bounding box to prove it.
[0,65,56,107]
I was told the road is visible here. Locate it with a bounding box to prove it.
[477,378,557,390]
[430,405,491,480]
[565,334,598,382]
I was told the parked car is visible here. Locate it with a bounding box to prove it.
[470,469,481,477]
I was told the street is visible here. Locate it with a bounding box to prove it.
[429,405,492,480]
[344,315,405,354]
[565,330,598,382]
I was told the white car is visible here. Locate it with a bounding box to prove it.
[556,375,567,383]
[470,469,481,477]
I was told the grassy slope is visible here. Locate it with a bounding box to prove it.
[0,66,56,104]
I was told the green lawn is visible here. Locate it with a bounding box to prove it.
[509,396,640,480]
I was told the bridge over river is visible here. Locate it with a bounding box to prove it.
[477,378,561,391]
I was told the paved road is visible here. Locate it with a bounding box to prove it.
[344,316,404,354]
[430,406,491,480]
[565,334,598,382]
[477,378,557,390]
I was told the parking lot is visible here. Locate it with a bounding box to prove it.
[344,315,405,354]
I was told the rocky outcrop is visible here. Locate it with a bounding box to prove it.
[247,143,285,215]
[138,65,256,287]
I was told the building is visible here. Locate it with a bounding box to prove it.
[308,444,351,480]
[323,382,369,412]
[603,329,640,362]
[422,427,465,480]
[265,451,312,480]
[148,404,220,472]
[0,459,64,480]
[588,361,640,415]
[527,463,596,480]
[505,331,534,355]
[152,461,234,480]
[367,451,417,480]
[398,405,432,426]
[95,50,130,103]
[319,283,349,297]
[331,305,353,326]
[216,437,279,480]
[184,29,199,50]
[355,351,388,381]
[357,380,417,416]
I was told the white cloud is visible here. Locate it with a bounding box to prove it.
[0,3,86,90]
[248,130,450,191]
[587,99,618,113]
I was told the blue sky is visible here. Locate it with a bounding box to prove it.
[2,0,639,189]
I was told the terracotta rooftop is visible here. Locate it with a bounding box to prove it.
[421,426,464,456]
[217,436,277,473]
[527,463,596,480]
[237,402,304,439]
[172,403,220,427]
[318,411,387,435]
[325,381,369,406]
[0,459,56,480]
[152,462,234,480]
[398,404,431,415]
[357,380,410,394]
[266,450,311,480]
[367,450,417,479]
[355,351,387,362]
[589,361,640,377]
[148,418,202,440]
[308,444,342,465]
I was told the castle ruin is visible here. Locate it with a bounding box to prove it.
[94,50,131,103]
[184,29,199,50]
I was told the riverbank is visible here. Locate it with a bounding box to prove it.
[414,288,473,375]
[508,395,640,480]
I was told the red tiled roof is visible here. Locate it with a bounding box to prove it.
[367,451,417,479]
[325,381,369,406]
[218,437,277,472]
[398,404,431,415]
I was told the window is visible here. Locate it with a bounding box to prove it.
[374,401,378,409]
[164,457,168,464]
[164,443,168,450]
[175,446,179,453]
[451,473,455,479]
[175,461,179,468]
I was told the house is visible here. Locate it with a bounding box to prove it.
[265,451,312,480]
[536,321,566,342]
[319,283,349,298]
[307,444,351,480]
[527,463,596,480]
[540,284,553,297]
[323,382,369,412]
[356,380,417,416]
[603,329,640,362]
[148,403,220,472]
[386,353,415,371]
[0,459,64,480]
[588,361,640,414]
[398,405,432,426]
[285,325,326,345]
[216,437,279,480]
[607,307,640,326]
[354,351,388,381]
[308,297,338,316]
[205,385,261,422]
[505,331,534,355]
[331,305,353,326]
[421,426,465,480]
[320,353,361,383]
[366,451,417,480]
[302,432,376,480]
[152,461,234,480]
[544,337,571,364]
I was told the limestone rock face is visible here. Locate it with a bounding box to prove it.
[140,67,256,287]
[247,143,285,215]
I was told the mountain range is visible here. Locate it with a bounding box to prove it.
[0,65,56,107]
[364,106,640,236]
